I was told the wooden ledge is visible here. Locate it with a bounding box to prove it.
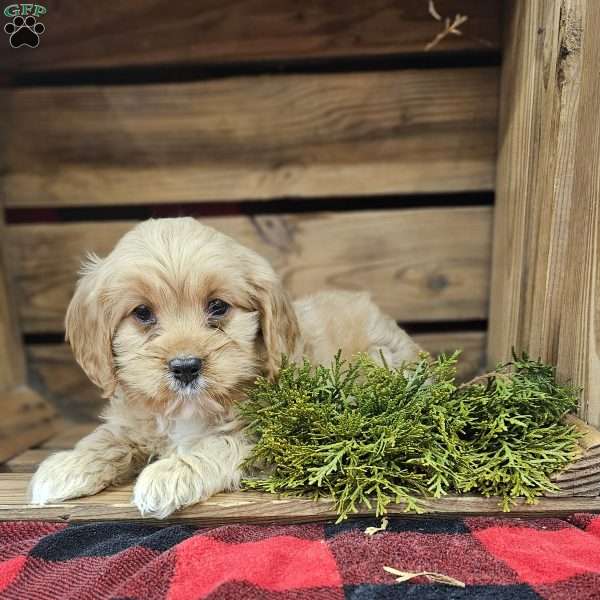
[1,416,599,524]
[1,473,600,525]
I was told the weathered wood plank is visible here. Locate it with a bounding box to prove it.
[1,474,599,524]
[0,387,58,463]
[413,331,486,381]
[1,449,53,473]
[26,331,486,421]
[0,214,59,460]
[556,0,600,429]
[7,410,599,500]
[39,422,97,450]
[488,0,600,427]
[0,1,501,74]
[28,345,104,422]
[0,213,26,389]
[566,414,600,453]
[548,415,600,498]
[3,69,498,207]
[8,207,492,333]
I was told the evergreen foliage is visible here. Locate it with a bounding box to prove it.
[240,351,580,521]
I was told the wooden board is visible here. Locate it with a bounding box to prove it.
[413,331,486,381]
[26,331,487,421]
[0,386,58,463]
[487,0,600,427]
[556,0,600,429]
[1,449,53,473]
[0,1,501,74]
[2,69,498,208]
[0,215,59,459]
[27,345,104,422]
[488,0,579,366]
[0,213,26,389]
[39,422,97,450]
[1,473,599,524]
[550,415,600,495]
[3,416,597,521]
[8,207,492,333]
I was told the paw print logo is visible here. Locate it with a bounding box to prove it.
[4,15,45,48]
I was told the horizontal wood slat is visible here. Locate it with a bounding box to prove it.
[3,68,498,207]
[2,474,599,524]
[414,331,486,380]
[0,1,501,74]
[1,449,51,473]
[27,345,102,422]
[0,215,26,389]
[7,207,492,333]
[26,331,486,421]
[39,422,98,450]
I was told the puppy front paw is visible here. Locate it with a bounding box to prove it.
[133,456,207,519]
[29,450,117,504]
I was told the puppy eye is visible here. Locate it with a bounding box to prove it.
[207,298,230,318]
[133,304,156,325]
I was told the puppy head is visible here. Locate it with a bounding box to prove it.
[65,217,299,416]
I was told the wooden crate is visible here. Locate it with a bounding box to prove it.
[1,0,599,523]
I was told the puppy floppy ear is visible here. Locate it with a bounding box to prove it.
[65,255,118,398]
[251,273,300,379]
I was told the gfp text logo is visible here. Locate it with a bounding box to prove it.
[4,4,46,48]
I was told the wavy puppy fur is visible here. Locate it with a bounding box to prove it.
[29,217,421,518]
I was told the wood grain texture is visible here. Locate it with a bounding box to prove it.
[26,331,486,421]
[28,345,104,421]
[0,387,58,463]
[487,0,600,426]
[7,413,599,499]
[39,422,97,450]
[0,1,501,73]
[0,216,59,460]
[414,331,486,381]
[549,415,600,497]
[556,1,600,428]
[7,207,492,334]
[2,69,498,208]
[565,414,600,452]
[0,214,26,389]
[1,473,599,524]
[0,449,52,473]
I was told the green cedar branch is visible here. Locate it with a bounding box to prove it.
[240,351,581,522]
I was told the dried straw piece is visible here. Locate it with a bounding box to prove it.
[425,1,469,51]
[364,517,389,536]
[428,0,442,21]
[383,566,466,588]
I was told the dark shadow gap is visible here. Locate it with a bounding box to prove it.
[5,192,494,225]
[9,50,501,87]
[23,320,487,346]
[24,333,66,344]
[402,320,487,336]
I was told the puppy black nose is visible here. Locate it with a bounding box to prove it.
[168,357,202,385]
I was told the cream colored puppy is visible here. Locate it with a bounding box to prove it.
[29,217,421,518]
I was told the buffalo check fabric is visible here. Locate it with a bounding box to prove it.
[1,515,600,599]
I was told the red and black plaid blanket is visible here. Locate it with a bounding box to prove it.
[1,515,600,599]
